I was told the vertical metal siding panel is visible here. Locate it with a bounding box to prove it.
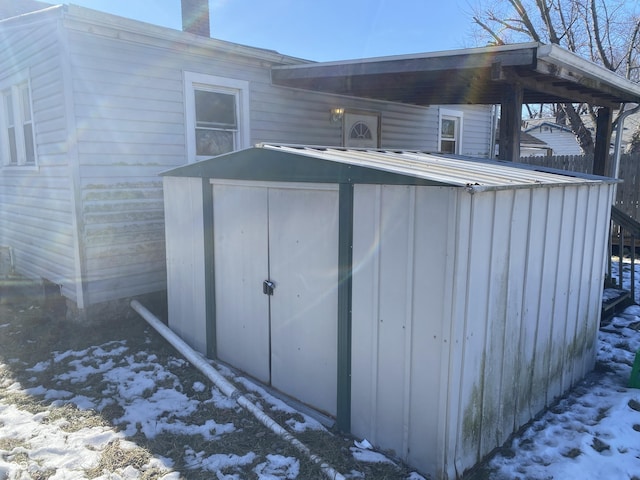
[572,186,598,383]
[402,188,417,458]
[351,185,382,443]
[511,189,546,428]
[520,188,550,420]
[504,189,532,435]
[479,190,510,457]
[407,187,454,477]
[164,176,207,354]
[455,192,495,470]
[548,187,577,401]
[583,184,615,370]
[536,187,564,407]
[375,185,412,454]
[443,192,472,480]
[563,186,589,389]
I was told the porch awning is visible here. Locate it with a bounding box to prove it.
[272,43,640,108]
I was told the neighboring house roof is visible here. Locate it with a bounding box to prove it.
[0,0,51,19]
[520,131,549,147]
[523,120,574,134]
[524,111,640,152]
[496,127,550,148]
[522,120,583,155]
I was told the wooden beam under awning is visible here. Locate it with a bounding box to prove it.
[498,83,524,161]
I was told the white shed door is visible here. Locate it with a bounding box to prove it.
[213,184,270,383]
[213,182,339,416]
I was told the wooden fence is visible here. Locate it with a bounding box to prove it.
[520,153,640,221]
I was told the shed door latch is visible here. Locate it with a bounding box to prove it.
[263,280,275,296]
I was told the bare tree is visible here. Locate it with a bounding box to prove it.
[471,0,640,154]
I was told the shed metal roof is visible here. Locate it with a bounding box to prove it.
[163,144,616,192]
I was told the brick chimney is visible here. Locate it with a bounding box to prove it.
[181,0,210,37]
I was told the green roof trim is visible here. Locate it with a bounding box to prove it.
[161,147,449,186]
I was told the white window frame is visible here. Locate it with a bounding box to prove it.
[438,108,463,155]
[184,72,250,163]
[0,70,37,169]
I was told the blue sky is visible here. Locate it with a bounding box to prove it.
[49,1,479,61]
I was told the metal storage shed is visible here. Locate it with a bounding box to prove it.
[161,144,617,480]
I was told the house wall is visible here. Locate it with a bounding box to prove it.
[0,14,78,300]
[446,183,614,478]
[350,181,614,480]
[526,125,582,155]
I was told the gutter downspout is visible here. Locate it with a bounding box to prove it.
[130,300,346,480]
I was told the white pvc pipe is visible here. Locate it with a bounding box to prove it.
[130,300,346,480]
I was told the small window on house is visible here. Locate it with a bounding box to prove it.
[184,72,250,163]
[349,121,373,141]
[1,74,36,168]
[439,109,463,155]
[194,90,237,156]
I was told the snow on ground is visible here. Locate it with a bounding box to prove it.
[1,257,640,479]
[0,323,415,478]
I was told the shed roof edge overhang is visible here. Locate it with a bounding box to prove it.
[161,146,450,187]
[161,144,618,192]
[271,42,640,107]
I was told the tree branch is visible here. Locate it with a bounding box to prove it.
[472,16,506,45]
[591,0,614,70]
[508,0,542,41]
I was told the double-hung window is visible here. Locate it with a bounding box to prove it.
[184,72,249,163]
[438,108,463,155]
[1,72,36,167]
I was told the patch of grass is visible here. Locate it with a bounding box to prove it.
[85,440,154,479]
[629,399,640,412]
[0,298,424,479]
[561,447,582,458]
[0,437,29,452]
[614,341,631,350]
[591,436,610,453]
[0,391,47,415]
[46,403,108,432]
[595,406,610,422]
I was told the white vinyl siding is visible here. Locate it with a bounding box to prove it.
[0,17,76,299]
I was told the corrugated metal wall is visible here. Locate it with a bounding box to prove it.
[163,176,207,354]
[351,184,457,477]
[351,182,615,480]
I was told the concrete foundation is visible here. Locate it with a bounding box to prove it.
[0,272,167,325]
